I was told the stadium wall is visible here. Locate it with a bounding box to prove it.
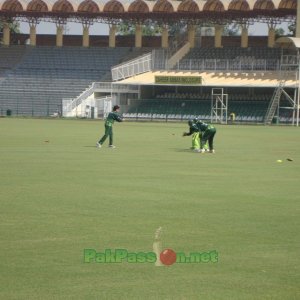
[12,34,164,47]
[10,34,270,48]
[200,36,271,48]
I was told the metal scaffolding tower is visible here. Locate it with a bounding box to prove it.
[211,88,228,124]
[265,49,300,126]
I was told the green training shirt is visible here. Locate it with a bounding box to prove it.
[105,111,123,127]
[186,124,199,136]
[195,121,215,133]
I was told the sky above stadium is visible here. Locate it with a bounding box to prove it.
[20,21,109,35]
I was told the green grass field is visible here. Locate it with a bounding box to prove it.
[1,118,300,300]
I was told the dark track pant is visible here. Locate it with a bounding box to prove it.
[99,125,113,145]
[200,128,216,150]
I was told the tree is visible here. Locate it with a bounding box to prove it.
[288,22,296,36]
[142,23,162,36]
[116,21,161,36]
[223,24,241,36]
[116,22,135,35]
[195,23,241,37]
[0,20,21,45]
[0,19,20,34]
[168,22,186,37]
[275,27,285,39]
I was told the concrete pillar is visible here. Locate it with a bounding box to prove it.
[3,23,10,46]
[241,25,248,48]
[161,26,168,48]
[268,26,276,48]
[296,2,300,37]
[82,25,89,47]
[187,25,196,48]
[56,25,63,47]
[135,24,142,48]
[30,24,37,46]
[214,25,223,48]
[109,24,116,48]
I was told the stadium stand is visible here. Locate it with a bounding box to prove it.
[182,47,281,60]
[0,44,296,123]
[119,47,156,64]
[0,46,29,79]
[123,90,274,122]
[0,46,139,116]
[0,46,29,69]
[123,99,269,122]
[176,47,281,71]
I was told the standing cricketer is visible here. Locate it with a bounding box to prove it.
[96,105,123,148]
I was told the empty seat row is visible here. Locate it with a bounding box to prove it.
[0,46,137,116]
[124,99,270,122]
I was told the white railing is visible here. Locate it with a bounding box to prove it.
[62,83,97,117]
[111,52,152,81]
[93,82,112,90]
[151,49,167,70]
[281,55,298,65]
[62,82,115,118]
[71,83,95,110]
[62,98,73,117]
[111,83,139,93]
[95,95,113,119]
[166,42,191,70]
[175,58,280,71]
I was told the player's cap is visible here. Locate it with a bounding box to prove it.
[113,105,120,111]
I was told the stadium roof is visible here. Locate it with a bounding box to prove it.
[0,0,296,24]
[115,70,297,87]
[276,37,300,49]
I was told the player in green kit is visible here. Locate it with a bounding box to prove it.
[183,119,209,151]
[194,119,216,153]
[96,105,123,148]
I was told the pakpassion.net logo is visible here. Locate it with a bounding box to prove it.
[83,248,218,266]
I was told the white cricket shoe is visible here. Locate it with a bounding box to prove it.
[196,149,205,153]
[210,149,215,154]
[96,142,101,148]
[109,145,116,148]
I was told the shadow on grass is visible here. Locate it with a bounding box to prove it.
[172,148,197,153]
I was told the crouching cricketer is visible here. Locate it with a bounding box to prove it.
[183,119,209,151]
[194,119,216,153]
